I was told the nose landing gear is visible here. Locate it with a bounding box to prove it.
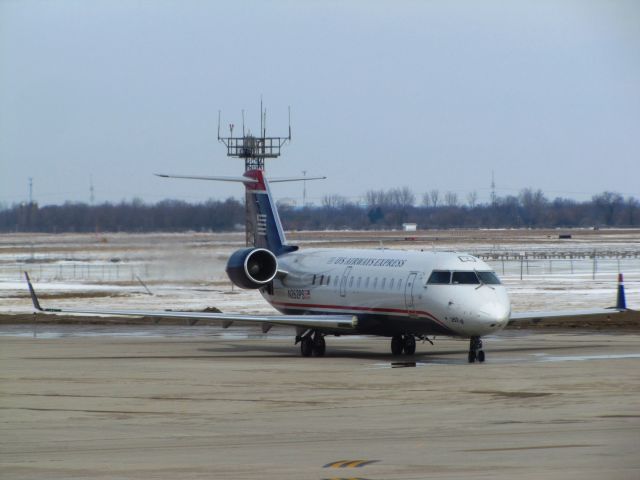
[391,334,416,356]
[468,336,485,363]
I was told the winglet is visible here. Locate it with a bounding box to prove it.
[24,272,43,311]
[616,273,627,310]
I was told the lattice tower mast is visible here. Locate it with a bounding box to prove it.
[218,103,292,245]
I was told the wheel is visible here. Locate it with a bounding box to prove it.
[312,334,326,357]
[477,350,485,363]
[468,351,476,363]
[403,335,416,355]
[391,335,403,356]
[300,337,313,357]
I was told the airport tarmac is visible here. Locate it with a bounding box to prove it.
[2,328,639,480]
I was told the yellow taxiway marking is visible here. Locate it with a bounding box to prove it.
[323,477,368,480]
[323,459,378,468]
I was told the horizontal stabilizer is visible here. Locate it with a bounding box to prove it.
[269,176,326,183]
[155,173,326,184]
[155,173,257,183]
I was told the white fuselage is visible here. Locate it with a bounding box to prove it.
[262,248,511,338]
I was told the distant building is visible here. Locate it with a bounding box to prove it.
[277,197,298,208]
[402,223,417,232]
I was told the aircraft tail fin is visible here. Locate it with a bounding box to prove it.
[242,169,297,255]
[155,171,298,255]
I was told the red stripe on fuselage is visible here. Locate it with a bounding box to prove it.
[269,300,448,329]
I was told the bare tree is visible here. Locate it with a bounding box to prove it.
[421,192,431,207]
[389,187,415,208]
[519,188,548,226]
[430,189,440,208]
[365,189,391,207]
[444,191,459,207]
[592,191,624,226]
[466,191,478,208]
[322,194,348,209]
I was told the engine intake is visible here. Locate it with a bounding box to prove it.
[226,248,278,289]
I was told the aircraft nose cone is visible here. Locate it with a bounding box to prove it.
[478,302,510,329]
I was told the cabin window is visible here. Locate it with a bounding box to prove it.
[373,278,378,289]
[349,276,354,287]
[365,277,370,288]
[357,277,362,288]
[452,271,480,284]
[397,279,403,290]
[428,270,451,284]
[326,275,331,286]
[381,278,386,289]
[319,275,324,285]
[389,278,395,290]
[477,271,501,285]
[312,274,316,285]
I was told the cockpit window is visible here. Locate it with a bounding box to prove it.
[477,271,501,285]
[452,271,480,284]
[427,270,451,284]
[428,270,501,285]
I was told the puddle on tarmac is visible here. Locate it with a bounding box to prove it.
[538,353,640,362]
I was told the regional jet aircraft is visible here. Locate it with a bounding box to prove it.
[25,169,631,362]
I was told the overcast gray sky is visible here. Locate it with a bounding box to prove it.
[1,0,639,206]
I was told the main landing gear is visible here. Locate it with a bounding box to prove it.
[468,336,485,363]
[299,331,326,357]
[390,334,416,356]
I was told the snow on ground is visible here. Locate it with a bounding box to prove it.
[1,231,639,314]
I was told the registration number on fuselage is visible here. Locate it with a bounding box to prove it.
[287,289,310,300]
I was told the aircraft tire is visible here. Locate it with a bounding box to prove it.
[312,334,326,357]
[468,351,476,363]
[301,337,313,357]
[403,335,416,355]
[477,350,485,363]
[391,335,403,356]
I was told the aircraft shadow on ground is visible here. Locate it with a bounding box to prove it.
[194,341,611,361]
[22,340,611,362]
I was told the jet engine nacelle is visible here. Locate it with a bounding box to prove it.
[225,248,278,289]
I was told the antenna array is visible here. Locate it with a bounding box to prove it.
[217,103,291,172]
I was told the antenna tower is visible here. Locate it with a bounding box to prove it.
[302,170,307,206]
[28,177,33,205]
[490,170,496,206]
[218,103,292,245]
[217,102,291,172]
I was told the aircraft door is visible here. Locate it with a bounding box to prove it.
[404,272,418,317]
[340,266,353,298]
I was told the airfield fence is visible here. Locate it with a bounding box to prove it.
[3,249,640,284]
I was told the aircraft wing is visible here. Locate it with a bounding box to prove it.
[24,273,357,332]
[508,274,633,326]
[508,307,626,325]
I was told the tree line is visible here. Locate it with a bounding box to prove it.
[1,189,638,232]
[1,198,244,233]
